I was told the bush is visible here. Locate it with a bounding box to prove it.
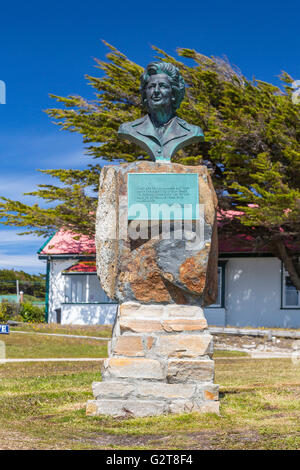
[20,302,45,323]
[0,301,21,322]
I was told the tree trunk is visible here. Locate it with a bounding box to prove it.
[272,238,300,291]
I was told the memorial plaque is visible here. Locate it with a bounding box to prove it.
[127,173,199,220]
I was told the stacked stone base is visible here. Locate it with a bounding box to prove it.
[86,303,220,417]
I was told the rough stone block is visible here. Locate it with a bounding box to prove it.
[92,381,197,401]
[86,399,168,417]
[164,305,204,318]
[197,401,220,414]
[146,337,156,349]
[202,384,219,401]
[153,334,213,358]
[103,357,165,380]
[112,336,144,357]
[169,399,200,414]
[162,318,207,332]
[86,400,100,416]
[135,305,164,318]
[119,302,141,316]
[135,382,196,400]
[169,399,219,415]
[92,381,134,399]
[120,318,163,333]
[167,359,214,383]
[96,162,218,304]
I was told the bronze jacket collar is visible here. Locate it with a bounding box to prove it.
[133,115,190,147]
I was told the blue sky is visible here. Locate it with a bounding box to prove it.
[0,0,299,274]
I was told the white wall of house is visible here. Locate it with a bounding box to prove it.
[48,256,300,328]
[204,307,226,327]
[205,257,300,328]
[48,259,118,325]
[59,303,117,325]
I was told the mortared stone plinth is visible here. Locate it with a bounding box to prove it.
[86,302,219,417]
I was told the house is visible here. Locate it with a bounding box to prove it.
[37,231,118,325]
[38,229,300,329]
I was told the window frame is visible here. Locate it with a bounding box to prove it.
[207,261,227,309]
[281,264,300,309]
[63,272,117,305]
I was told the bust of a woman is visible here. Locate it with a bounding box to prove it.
[118,62,204,162]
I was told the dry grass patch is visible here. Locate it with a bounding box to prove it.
[0,356,300,449]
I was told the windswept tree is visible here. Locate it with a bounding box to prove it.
[1,42,300,287]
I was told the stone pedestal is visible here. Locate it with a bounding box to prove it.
[86,302,219,417]
[95,161,218,306]
[87,160,220,418]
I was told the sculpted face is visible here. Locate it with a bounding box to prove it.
[118,62,204,161]
[145,74,173,114]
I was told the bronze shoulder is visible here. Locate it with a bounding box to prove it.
[177,118,204,139]
[118,116,146,134]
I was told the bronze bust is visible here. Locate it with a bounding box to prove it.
[118,62,204,162]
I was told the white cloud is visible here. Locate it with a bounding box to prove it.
[42,149,87,168]
[0,173,48,201]
[0,131,93,170]
[0,230,42,243]
[0,153,96,203]
[0,229,46,273]
[0,252,46,272]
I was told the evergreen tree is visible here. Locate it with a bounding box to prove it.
[0,42,300,287]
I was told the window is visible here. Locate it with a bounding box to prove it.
[282,269,300,308]
[64,274,115,304]
[208,263,226,308]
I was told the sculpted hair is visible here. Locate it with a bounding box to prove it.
[140,62,185,112]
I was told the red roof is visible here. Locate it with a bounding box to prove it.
[64,261,97,273]
[218,233,268,253]
[39,230,96,255]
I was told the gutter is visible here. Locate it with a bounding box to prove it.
[38,254,95,260]
[37,231,57,254]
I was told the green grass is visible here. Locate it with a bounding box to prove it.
[213,349,249,357]
[0,294,44,303]
[2,330,245,359]
[23,294,45,303]
[10,322,113,338]
[0,332,108,358]
[0,357,300,449]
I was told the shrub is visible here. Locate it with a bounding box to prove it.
[20,302,45,323]
[0,301,21,322]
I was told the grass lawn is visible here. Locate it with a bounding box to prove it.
[1,332,108,358]
[1,330,245,360]
[0,356,300,450]
[213,349,249,357]
[10,323,113,338]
